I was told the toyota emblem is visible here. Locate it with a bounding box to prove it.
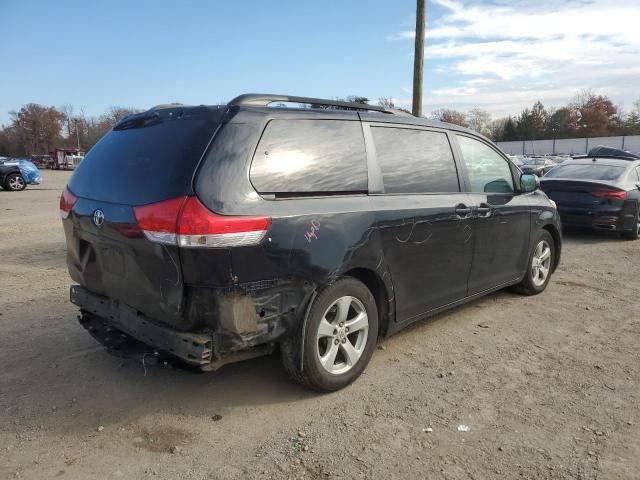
[93,209,105,227]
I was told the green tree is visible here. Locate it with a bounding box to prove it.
[502,117,517,141]
[516,108,534,140]
[624,99,640,135]
[546,107,571,139]
[530,101,547,139]
[488,118,508,142]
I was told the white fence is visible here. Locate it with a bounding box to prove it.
[497,135,640,155]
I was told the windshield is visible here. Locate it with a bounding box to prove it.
[543,163,625,181]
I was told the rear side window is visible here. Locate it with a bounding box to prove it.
[250,119,367,194]
[544,164,625,181]
[371,127,459,193]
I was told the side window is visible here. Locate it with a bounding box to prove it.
[250,119,367,193]
[371,127,459,193]
[634,167,640,182]
[456,135,515,194]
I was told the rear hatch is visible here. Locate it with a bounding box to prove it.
[62,106,224,329]
[541,179,627,227]
[541,180,626,207]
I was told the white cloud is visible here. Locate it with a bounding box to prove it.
[388,0,640,116]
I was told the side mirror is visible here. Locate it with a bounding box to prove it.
[520,173,539,193]
[636,182,640,191]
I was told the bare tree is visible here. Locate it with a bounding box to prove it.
[431,108,468,127]
[102,106,141,126]
[8,104,64,155]
[467,108,492,136]
[378,97,396,109]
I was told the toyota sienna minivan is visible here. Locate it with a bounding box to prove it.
[61,94,562,391]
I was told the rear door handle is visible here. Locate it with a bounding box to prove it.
[455,204,471,217]
[477,203,492,217]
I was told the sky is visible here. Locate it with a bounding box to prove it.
[1,0,639,125]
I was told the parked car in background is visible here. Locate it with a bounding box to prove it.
[61,94,562,391]
[0,158,42,191]
[541,156,640,239]
[576,146,640,161]
[546,155,570,165]
[520,157,557,177]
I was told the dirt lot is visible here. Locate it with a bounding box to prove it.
[1,170,639,480]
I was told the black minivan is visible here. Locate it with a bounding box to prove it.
[61,94,562,391]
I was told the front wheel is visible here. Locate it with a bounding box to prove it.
[281,277,378,392]
[513,230,555,296]
[5,173,26,191]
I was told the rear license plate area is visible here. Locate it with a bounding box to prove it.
[100,246,125,276]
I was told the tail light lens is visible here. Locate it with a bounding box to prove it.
[134,196,271,248]
[59,186,78,219]
[591,190,627,200]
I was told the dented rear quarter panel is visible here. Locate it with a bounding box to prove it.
[191,110,397,351]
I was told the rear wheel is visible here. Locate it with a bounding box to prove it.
[513,230,555,296]
[621,207,639,240]
[280,277,378,392]
[5,173,26,191]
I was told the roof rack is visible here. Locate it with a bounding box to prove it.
[228,93,410,115]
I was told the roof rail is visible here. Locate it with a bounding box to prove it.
[228,93,405,115]
[149,103,185,110]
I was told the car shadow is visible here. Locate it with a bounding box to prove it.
[0,288,317,435]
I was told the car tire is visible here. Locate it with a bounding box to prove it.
[5,173,26,191]
[280,277,378,392]
[512,230,555,296]
[621,207,639,240]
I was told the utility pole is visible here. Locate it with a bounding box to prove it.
[75,119,80,149]
[412,0,426,117]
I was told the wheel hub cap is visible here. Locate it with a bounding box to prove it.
[316,296,369,375]
[531,240,551,287]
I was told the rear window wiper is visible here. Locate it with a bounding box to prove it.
[114,111,162,131]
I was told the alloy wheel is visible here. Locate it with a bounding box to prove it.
[316,296,369,375]
[8,176,25,191]
[531,240,551,287]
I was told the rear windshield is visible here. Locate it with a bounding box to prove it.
[544,163,625,181]
[68,107,221,205]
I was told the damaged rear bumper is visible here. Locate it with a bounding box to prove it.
[71,286,215,366]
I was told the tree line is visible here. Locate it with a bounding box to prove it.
[2,90,639,157]
[430,90,640,142]
[0,104,141,157]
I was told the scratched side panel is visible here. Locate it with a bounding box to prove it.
[369,193,475,321]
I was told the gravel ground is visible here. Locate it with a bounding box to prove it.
[1,170,639,480]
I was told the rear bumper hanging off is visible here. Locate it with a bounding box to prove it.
[70,286,215,366]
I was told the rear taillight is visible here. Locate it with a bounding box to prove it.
[133,196,186,245]
[133,196,271,248]
[591,190,627,200]
[59,186,78,219]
